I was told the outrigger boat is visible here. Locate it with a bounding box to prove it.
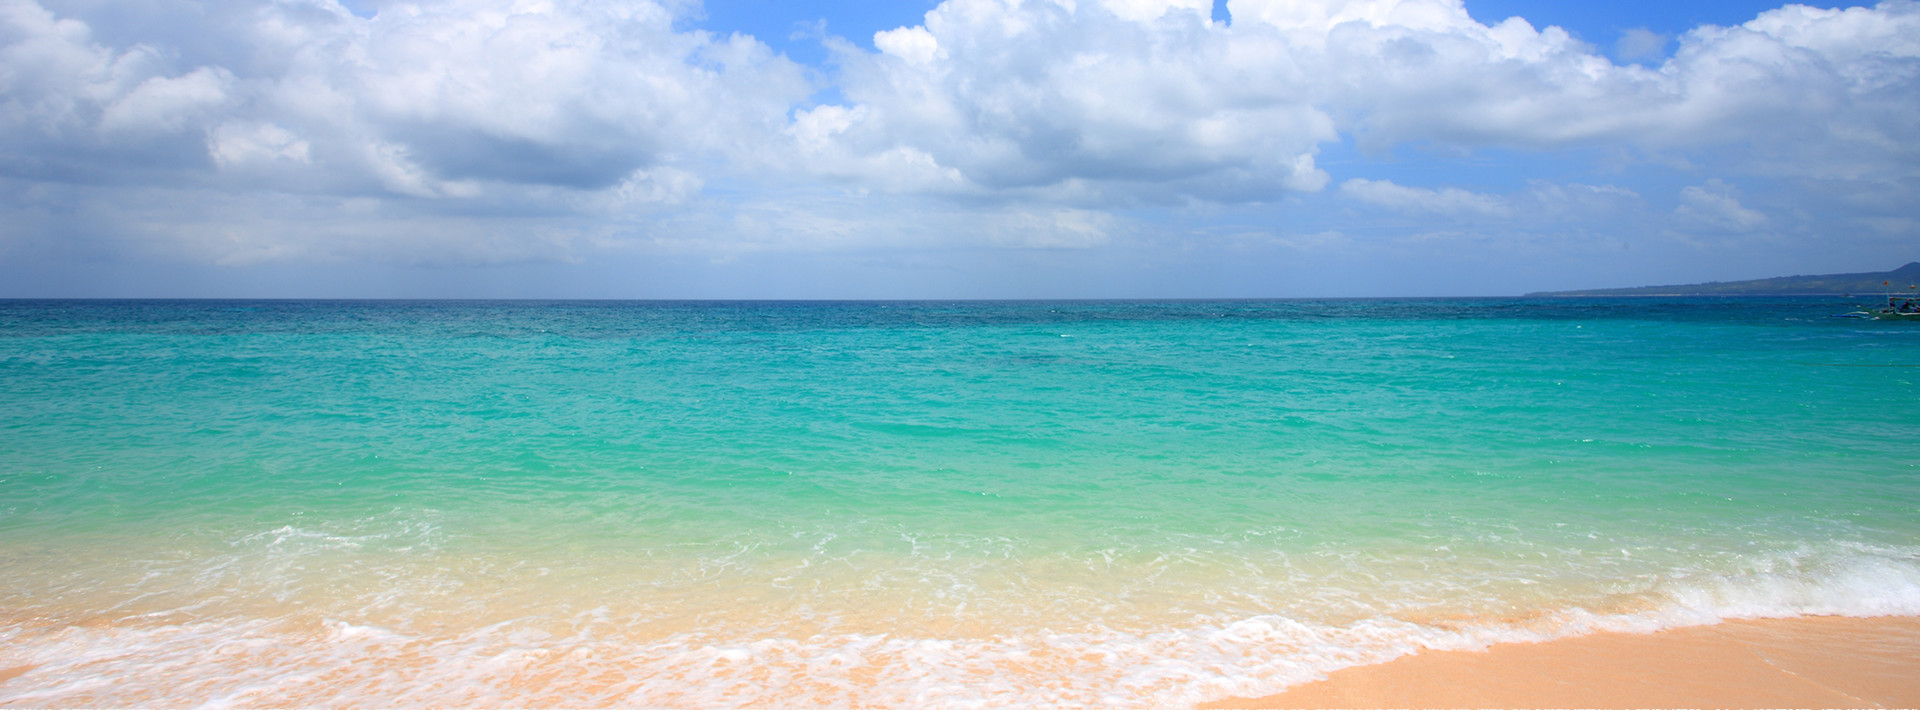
[1839,285,1920,320]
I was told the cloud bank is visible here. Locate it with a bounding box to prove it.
[0,0,1915,292]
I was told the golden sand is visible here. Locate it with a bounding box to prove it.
[1204,615,1920,709]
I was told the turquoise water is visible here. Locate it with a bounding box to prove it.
[2,299,1917,706]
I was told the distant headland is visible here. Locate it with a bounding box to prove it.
[1527,262,1920,297]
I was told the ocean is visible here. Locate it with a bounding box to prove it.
[1,298,1916,707]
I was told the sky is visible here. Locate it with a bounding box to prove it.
[0,0,1914,298]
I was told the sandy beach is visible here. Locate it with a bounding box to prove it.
[1204,615,1920,709]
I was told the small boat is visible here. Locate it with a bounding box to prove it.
[1842,308,1920,320]
[1839,293,1920,320]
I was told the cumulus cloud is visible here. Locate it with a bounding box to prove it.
[806,0,1337,205]
[1,0,1916,273]
[0,0,809,191]
[797,0,1920,208]
[0,0,811,262]
[96,67,234,136]
[1284,0,1918,171]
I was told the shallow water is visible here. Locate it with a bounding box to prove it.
[2,299,1916,707]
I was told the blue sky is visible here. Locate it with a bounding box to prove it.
[706,0,1801,64]
[0,0,1914,297]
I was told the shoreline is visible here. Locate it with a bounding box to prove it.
[1202,614,1920,709]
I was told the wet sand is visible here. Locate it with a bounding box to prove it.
[1203,615,1920,709]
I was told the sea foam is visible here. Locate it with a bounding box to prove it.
[3,543,1917,708]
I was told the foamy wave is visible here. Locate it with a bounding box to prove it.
[1635,542,1920,624]
[3,544,1918,708]
[0,615,1457,708]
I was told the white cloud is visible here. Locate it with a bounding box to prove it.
[1262,0,1920,178]
[0,0,818,264]
[1231,0,1488,38]
[806,0,1920,212]
[1337,179,1645,224]
[210,122,311,167]
[1097,0,1215,23]
[0,0,1916,276]
[1,0,810,192]
[873,26,942,64]
[1341,178,1510,216]
[603,167,703,207]
[1675,178,1769,231]
[984,207,1116,248]
[97,66,233,135]
[809,0,1337,205]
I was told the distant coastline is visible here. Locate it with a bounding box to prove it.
[1527,262,1920,297]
